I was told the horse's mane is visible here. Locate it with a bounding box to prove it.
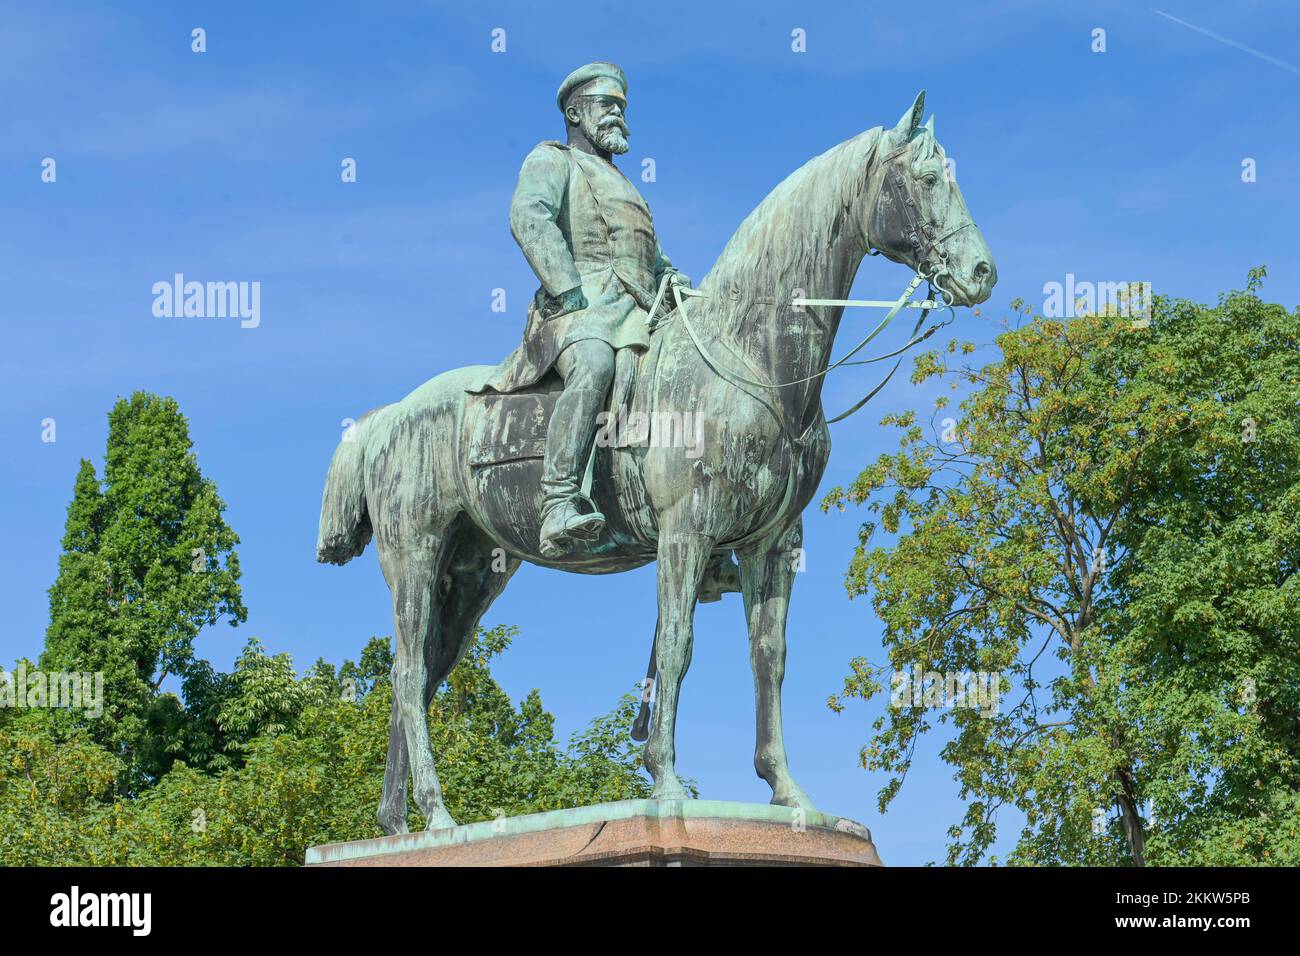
[700,126,886,327]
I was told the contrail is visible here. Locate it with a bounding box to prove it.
[1153,9,1300,77]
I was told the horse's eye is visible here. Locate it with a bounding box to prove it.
[922,174,939,188]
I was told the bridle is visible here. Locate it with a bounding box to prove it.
[868,138,977,302]
[649,134,973,436]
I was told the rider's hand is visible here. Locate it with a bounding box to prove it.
[541,286,588,319]
[558,286,588,312]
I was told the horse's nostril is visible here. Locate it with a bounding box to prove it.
[973,260,990,280]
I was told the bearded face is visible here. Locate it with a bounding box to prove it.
[571,95,629,155]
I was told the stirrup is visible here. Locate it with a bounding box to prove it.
[539,497,606,557]
[562,492,604,540]
[559,508,605,541]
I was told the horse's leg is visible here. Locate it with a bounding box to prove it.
[375,572,444,835]
[380,529,458,830]
[427,530,521,719]
[378,527,520,834]
[645,529,715,800]
[737,518,817,811]
[378,687,410,834]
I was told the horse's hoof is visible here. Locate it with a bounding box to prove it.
[651,783,691,802]
[423,808,458,831]
[770,787,818,813]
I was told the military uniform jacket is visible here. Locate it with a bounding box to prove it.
[476,141,679,394]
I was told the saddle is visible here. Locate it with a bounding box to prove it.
[466,325,669,468]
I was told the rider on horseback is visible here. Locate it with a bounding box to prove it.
[486,62,692,558]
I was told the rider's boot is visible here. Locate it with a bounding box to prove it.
[539,381,607,558]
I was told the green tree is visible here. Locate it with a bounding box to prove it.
[13,391,657,866]
[41,392,246,788]
[824,272,1300,865]
[2,627,654,866]
[337,636,395,701]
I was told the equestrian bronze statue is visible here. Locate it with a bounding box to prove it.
[318,63,996,834]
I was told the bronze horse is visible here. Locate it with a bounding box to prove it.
[318,92,996,833]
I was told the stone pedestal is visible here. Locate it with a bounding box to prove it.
[305,799,883,867]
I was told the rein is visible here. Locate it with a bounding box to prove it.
[649,272,953,434]
[645,133,969,435]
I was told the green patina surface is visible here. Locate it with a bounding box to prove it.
[305,799,872,865]
[316,69,996,838]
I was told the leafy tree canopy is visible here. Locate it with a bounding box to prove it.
[2,627,652,866]
[41,392,245,789]
[824,270,1300,865]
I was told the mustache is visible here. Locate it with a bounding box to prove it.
[598,116,629,135]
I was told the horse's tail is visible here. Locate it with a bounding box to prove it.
[316,408,384,565]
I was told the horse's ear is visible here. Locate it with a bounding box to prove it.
[894,90,926,137]
[924,114,934,135]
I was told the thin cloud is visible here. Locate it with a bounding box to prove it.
[1153,8,1300,77]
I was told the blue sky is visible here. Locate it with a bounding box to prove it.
[3,1,1298,865]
